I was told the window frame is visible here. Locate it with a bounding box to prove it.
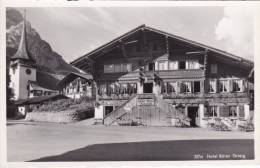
[168,61,178,70]
[205,106,218,117]
[193,81,201,93]
[104,64,115,73]
[209,79,217,93]
[182,81,192,93]
[179,61,186,70]
[229,106,238,117]
[167,82,177,93]
[219,80,229,93]
[186,60,200,70]
[233,79,243,92]
[158,61,168,71]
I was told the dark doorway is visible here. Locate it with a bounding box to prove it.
[188,106,198,127]
[105,106,114,115]
[148,63,155,71]
[143,83,153,93]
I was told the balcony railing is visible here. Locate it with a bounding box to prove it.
[96,69,205,81]
[162,92,248,99]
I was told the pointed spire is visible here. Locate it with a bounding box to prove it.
[11,9,34,63]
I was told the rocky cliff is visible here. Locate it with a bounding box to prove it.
[6,8,78,75]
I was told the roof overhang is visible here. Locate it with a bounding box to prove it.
[57,72,93,87]
[70,24,253,70]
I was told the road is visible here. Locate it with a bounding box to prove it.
[7,120,254,161]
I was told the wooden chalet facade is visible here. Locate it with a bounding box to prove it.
[69,24,254,127]
[57,72,93,99]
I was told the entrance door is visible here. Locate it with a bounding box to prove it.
[188,106,199,127]
[143,83,153,93]
[105,106,114,115]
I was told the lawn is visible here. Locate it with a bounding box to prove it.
[7,120,254,161]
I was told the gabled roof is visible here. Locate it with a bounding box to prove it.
[28,81,57,92]
[11,13,35,63]
[57,72,93,87]
[15,94,68,106]
[70,24,253,68]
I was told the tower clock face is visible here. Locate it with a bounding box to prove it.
[26,69,31,75]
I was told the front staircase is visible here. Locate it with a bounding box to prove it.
[104,93,184,126]
[104,94,138,125]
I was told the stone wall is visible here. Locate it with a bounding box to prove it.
[25,109,93,123]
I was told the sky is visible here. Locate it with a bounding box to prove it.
[16,6,254,63]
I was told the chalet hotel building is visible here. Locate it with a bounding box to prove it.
[60,24,254,127]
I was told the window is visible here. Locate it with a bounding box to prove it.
[181,82,192,93]
[219,80,229,92]
[229,106,237,117]
[233,79,243,92]
[129,83,137,94]
[98,84,107,96]
[115,83,121,94]
[114,64,122,73]
[104,64,132,73]
[121,64,127,72]
[179,61,186,69]
[158,61,168,70]
[193,81,201,93]
[205,106,218,117]
[126,64,132,72]
[107,83,115,95]
[34,90,42,96]
[210,64,217,74]
[120,83,128,94]
[161,82,167,93]
[186,60,199,69]
[148,63,155,71]
[209,80,217,93]
[167,82,177,93]
[169,61,178,70]
[104,64,114,73]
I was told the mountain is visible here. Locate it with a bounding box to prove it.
[6,8,78,75]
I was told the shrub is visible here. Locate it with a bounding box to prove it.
[32,98,94,113]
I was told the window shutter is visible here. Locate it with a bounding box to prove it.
[229,80,233,92]
[239,106,245,117]
[216,79,220,93]
[242,80,246,92]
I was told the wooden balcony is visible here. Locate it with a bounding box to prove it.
[148,69,205,79]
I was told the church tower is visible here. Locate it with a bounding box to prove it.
[9,10,36,100]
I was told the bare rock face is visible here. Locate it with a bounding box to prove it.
[6,8,78,75]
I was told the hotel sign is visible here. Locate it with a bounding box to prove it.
[137,99,155,106]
